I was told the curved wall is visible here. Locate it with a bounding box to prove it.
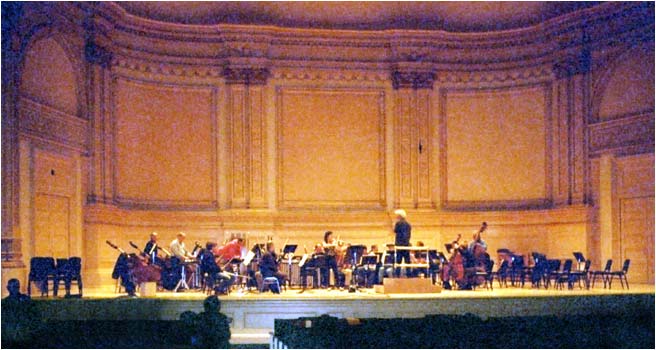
[3,2,654,290]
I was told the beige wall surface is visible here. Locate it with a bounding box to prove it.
[2,2,653,292]
[444,86,547,204]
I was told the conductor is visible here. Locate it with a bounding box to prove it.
[393,209,412,277]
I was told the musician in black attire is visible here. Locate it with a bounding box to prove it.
[393,209,412,277]
[259,242,288,292]
[199,242,234,294]
[143,232,164,266]
[299,244,326,292]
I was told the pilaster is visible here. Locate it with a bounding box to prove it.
[392,65,435,209]
[552,50,590,205]
[225,66,269,208]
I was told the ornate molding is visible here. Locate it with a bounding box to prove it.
[84,39,113,67]
[271,69,388,82]
[111,57,222,77]
[18,97,88,151]
[552,50,591,79]
[391,70,436,89]
[435,66,552,84]
[223,67,270,85]
[588,113,655,157]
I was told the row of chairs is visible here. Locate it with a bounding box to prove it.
[28,257,83,297]
[473,255,630,291]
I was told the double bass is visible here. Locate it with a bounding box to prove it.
[441,234,465,289]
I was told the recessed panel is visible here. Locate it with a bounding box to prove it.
[444,86,547,204]
[278,88,385,208]
[113,78,216,207]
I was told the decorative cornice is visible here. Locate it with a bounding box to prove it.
[223,66,270,85]
[271,69,388,82]
[435,66,552,84]
[111,56,223,77]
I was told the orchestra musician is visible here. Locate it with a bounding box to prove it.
[258,241,288,293]
[215,237,244,265]
[354,245,380,288]
[320,231,345,290]
[170,232,195,261]
[393,209,412,277]
[143,232,164,265]
[169,232,197,289]
[199,242,234,294]
[298,244,327,292]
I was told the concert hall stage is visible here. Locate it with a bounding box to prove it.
[32,284,655,345]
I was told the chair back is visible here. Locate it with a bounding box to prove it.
[547,259,561,273]
[561,259,573,273]
[584,259,591,272]
[603,259,613,272]
[485,259,494,274]
[67,257,82,277]
[498,260,509,273]
[56,258,69,276]
[622,259,630,273]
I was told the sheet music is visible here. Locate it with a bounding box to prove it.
[298,253,309,267]
[243,251,255,265]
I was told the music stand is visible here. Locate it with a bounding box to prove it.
[573,252,585,271]
[282,245,298,286]
[361,255,378,265]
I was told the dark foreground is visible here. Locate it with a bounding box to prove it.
[274,311,655,349]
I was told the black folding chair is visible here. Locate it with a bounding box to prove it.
[544,259,561,289]
[569,259,592,289]
[473,259,495,290]
[54,257,83,296]
[608,259,630,289]
[554,259,573,290]
[28,257,56,296]
[591,259,613,288]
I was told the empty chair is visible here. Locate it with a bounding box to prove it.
[530,253,548,288]
[543,259,561,289]
[473,259,495,290]
[569,259,592,289]
[27,257,56,296]
[493,260,509,288]
[54,257,83,296]
[554,259,573,290]
[591,259,613,288]
[607,259,630,289]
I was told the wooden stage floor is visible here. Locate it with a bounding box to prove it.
[33,284,655,344]
[79,282,655,300]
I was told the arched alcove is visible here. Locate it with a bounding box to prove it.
[597,44,655,120]
[19,37,78,116]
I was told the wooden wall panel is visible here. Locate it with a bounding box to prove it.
[277,88,386,209]
[442,85,548,208]
[112,77,217,208]
[616,154,654,284]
